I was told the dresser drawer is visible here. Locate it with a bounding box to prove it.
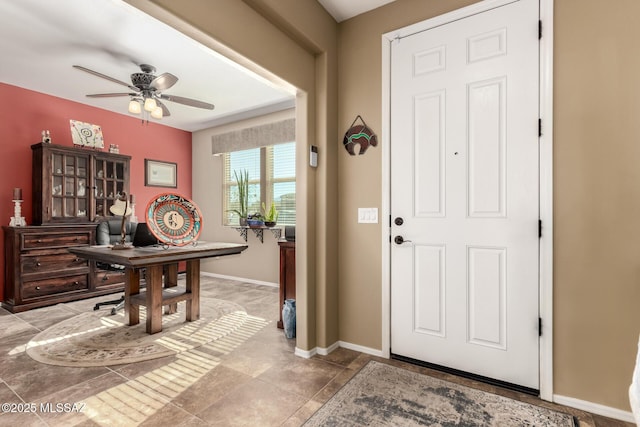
[22,253,88,275]
[22,232,91,250]
[95,267,126,287]
[21,274,89,300]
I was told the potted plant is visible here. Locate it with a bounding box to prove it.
[247,212,265,228]
[228,169,249,226]
[262,201,279,227]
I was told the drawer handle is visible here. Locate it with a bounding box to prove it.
[75,258,81,262]
[102,275,109,281]
[74,281,80,286]
[35,286,41,291]
[37,239,42,243]
[36,262,41,267]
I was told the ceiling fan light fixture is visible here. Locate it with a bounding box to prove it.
[151,106,163,119]
[144,97,157,112]
[128,99,141,114]
[74,64,214,122]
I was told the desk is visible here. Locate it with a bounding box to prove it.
[69,242,247,334]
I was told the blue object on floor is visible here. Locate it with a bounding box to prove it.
[283,299,296,339]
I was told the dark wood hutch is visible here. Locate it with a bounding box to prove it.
[3,143,131,312]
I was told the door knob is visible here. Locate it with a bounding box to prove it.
[394,235,412,245]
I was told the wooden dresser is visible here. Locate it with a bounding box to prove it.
[2,143,132,312]
[3,225,126,313]
[277,240,295,328]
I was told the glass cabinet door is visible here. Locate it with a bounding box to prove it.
[94,157,128,218]
[50,153,89,221]
[32,143,131,225]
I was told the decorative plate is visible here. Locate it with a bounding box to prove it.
[145,193,202,246]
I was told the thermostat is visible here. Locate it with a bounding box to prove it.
[310,145,318,167]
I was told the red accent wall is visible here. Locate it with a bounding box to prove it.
[0,82,192,299]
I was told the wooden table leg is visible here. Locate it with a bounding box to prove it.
[146,264,164,334]
[185,259,200,322]
[125,268,140,326]
[164,263,178,314]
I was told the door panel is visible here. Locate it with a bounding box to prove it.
[391,0,540,389]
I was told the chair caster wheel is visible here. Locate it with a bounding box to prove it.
[110,308,117,315]
[93,305,99,311]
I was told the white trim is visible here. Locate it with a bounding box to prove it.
[381,0,554,399]
[553,395,636,423]
[295,346,317,358]
[200,271,278,288]
[381,28,392,360]
[539,0,555,402]
[339,341,385,358]
[317,341,340,356]
[384,0,519,41]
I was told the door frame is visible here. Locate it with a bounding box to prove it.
[381,0,554,400]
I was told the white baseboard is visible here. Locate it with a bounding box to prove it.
[200,272,278,288]
[295,347,316,359]
[317,341,340,356]
[338,341,385,357]
[553,394,635,423]
[295,341,382,359]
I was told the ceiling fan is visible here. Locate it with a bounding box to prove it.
[73,64,215,119]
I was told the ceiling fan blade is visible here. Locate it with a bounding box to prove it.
[73,65,138,91]
[86,93,136,98]
[156,99,171,117]
[151,73,178,91]
[160,94,215,110]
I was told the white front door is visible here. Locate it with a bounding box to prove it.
[390,0,540,389]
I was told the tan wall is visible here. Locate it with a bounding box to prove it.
[553,0,640,410]
[133,0,640,413]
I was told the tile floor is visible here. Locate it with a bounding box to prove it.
[0,277,633,426]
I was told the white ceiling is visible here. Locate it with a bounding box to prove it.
[0,0,388,132]
[317,0,396,22]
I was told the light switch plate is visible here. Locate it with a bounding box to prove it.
[358,208,378,223]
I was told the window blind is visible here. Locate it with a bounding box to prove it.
[223,142,295,226]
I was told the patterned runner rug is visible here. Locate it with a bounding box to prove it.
[26,297,249,367]
[305,361,576,426]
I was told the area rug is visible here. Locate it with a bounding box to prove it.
[305,361,576,426]
[26,297,248,367]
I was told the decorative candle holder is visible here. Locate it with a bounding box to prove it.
[10,199,26,227]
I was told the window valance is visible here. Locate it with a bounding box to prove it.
[211,118,295,155]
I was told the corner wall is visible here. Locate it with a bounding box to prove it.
[133,0,339,351]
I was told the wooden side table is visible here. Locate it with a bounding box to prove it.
[278,240,295,328]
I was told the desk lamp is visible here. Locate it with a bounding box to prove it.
[109,192,132,250]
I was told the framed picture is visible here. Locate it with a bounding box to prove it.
[70,120,104,149]
[145,159,177,188]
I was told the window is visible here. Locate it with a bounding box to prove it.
[223,142,295,226]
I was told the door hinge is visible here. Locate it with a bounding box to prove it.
[539,317,543,336]
[538,118,542,137]
[538,219,542,238]
[538,20,542,40]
